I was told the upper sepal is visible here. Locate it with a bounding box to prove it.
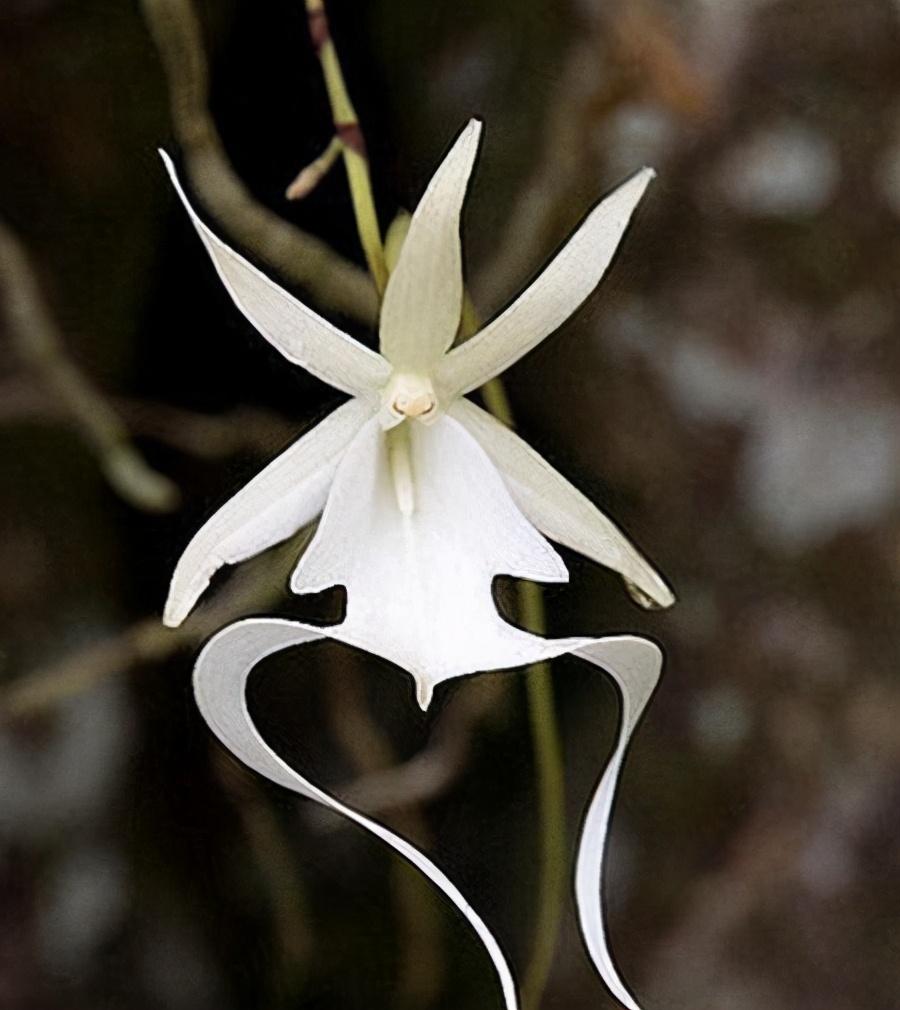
[378,119,482,373]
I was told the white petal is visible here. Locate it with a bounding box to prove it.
[573,636,663,1010]
[291,414,582,707]
[378,120,482,373]
[437,168,655,400]
[160,151,390,397]
[193,617,521,1010]
[164,398,372,627]
[451,399,674,609]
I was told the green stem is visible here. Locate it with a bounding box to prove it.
[304,0,388,294]
[520,655,566,1010]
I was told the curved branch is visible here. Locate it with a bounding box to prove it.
[0,221,179,513]
[140,0,379,324]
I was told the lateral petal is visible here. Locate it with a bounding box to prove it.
[451,399,674,609]
[164,397,372,627]
[290,414,581,707]
[378,120,482,373]
[160,151,390,397]
[437,168,655,400]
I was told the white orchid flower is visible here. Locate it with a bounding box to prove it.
[160,118,673,710]
[162,120,674,1010]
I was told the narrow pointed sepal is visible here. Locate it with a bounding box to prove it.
[378,120,482,373]
[437,167,655,400]
[415,679,434,711]
[159,151,390,397]
[163,398,372,627]
[451,399,675,610]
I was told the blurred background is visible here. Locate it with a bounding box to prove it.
[1,0,899,1008]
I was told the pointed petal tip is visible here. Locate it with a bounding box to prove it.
[158,148,190,204]
[378,116,484,370]
[620,165,656,197]
[455,118,483,158]
[161,602,185,628]
[163,580,197,626]
[163,567,213,630]
[415,679,434,711]
[454,118,483,164]
[158,148,177,177]
[625,577,675,611]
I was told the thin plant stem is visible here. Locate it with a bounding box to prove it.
[519,652,566,1010]
[216,752,313,997]
[304,0,388,294]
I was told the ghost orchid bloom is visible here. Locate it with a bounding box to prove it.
[163,121,675,1010]
[160,119,673,709]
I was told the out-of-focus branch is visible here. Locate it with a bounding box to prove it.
[140,0,379,324]
[475,4,710,317]
[0,380,299,461]
[0,221,180,513]
[325,672,444,1008]
[337,678,506,814]
[0,535,308,721]
[215,752,313,993]
[471,49,589,316]
[607,0,711,121]
[115,400,298,460]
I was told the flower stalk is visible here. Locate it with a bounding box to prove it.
[304,0,388,294]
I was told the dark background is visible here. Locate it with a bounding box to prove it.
[2,1,900,1008]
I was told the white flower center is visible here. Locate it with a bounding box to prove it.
[381,372,438,427]
[396,390,435,418]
